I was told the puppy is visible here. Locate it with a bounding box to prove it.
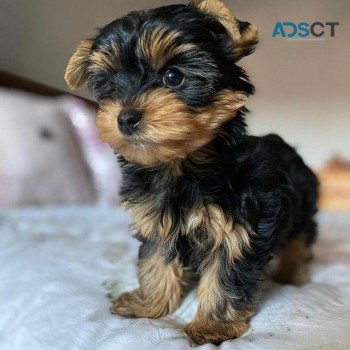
[65,0,319,345]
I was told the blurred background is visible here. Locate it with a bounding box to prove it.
[0,0,349,210]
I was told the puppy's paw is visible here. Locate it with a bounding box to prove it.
[110,289,171,318]
[110,289,144,317]
[185,320,249,345]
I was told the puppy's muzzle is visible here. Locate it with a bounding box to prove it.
[118,110,143,136]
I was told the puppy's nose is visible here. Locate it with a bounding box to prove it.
[118,110,142,136]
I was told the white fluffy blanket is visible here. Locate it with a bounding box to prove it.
[0,207,349,350]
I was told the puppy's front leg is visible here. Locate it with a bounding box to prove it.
[185,252,258,345]
[111,241,184,318]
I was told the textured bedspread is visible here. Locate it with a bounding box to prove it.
[0,207,349,350]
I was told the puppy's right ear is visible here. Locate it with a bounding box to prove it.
[65,39,94,90]
[191,0,258,61]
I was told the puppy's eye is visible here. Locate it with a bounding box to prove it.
[162,69,184,87]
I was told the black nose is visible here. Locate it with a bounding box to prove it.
[118,110,143,136]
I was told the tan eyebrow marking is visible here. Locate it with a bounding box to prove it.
[137,28,197,71]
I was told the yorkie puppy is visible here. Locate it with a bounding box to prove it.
[65,0,318,345]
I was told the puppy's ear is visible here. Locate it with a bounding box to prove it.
[191,0,258,61]
[65,39,94,90]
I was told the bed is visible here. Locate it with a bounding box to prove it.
[0,207,349,350]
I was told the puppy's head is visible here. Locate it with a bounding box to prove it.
[65,0,258,165]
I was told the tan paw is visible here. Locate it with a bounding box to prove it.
[273,264,310,286]
[110,290,144,317]
[185,320,249,345]
[110,289,172,318]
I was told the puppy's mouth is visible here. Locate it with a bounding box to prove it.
[123,133,151,148]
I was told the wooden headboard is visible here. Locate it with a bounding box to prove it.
[0,70,97,110]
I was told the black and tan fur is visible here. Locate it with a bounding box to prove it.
[65,0,319,345]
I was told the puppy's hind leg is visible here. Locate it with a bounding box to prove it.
[272,234,313,286]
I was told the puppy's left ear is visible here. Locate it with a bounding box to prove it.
[65,39,94,90]
[191,0,258,61]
